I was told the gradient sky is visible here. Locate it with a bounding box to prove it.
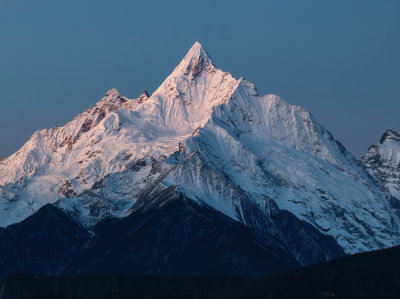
[0,0,399,158]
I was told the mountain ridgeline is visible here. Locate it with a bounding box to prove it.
[0,42,399,278]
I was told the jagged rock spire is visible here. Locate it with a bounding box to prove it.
[105,88,120,98]
[380,129,400,144]
[174,42,214,77]
[137,91,149,104]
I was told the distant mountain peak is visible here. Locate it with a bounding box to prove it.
[174,42,214,77]
[380,129,400,144]
[364,129,400,203]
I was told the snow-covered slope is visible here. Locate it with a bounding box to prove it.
[164,79,400,253]
[0,42,238,227]
[0,42,399,256]
[363,130,400,201]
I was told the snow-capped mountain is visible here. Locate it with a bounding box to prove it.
[0,42,399,268]
[0,42,239,227]
[363,129,400,202]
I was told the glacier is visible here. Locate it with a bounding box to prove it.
[0,42,399,257]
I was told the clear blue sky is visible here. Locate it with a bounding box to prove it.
[0,0,399,158]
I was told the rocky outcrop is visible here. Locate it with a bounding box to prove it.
[0,42,399,263]
[363,129,400,203]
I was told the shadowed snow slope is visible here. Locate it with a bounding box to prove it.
[363,129,400,204]
[0,42,399,257]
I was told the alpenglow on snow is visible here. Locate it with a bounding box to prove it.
[0,42,399,257]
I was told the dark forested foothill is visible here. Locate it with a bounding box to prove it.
[1,244,400,299]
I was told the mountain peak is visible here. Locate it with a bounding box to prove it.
[105,88,120,97]
[380,129,400,144]
[174,42,214,77]
[137,90,149,104]
[99,88,125,106]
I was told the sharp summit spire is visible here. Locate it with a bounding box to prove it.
[174,42,214,77]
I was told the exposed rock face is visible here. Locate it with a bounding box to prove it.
[57,180,77,198]
[363,129,400,205]
[0,42,242,227]
[380,129,400,144]
[137,91,149,104]
[0,42,399,277]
